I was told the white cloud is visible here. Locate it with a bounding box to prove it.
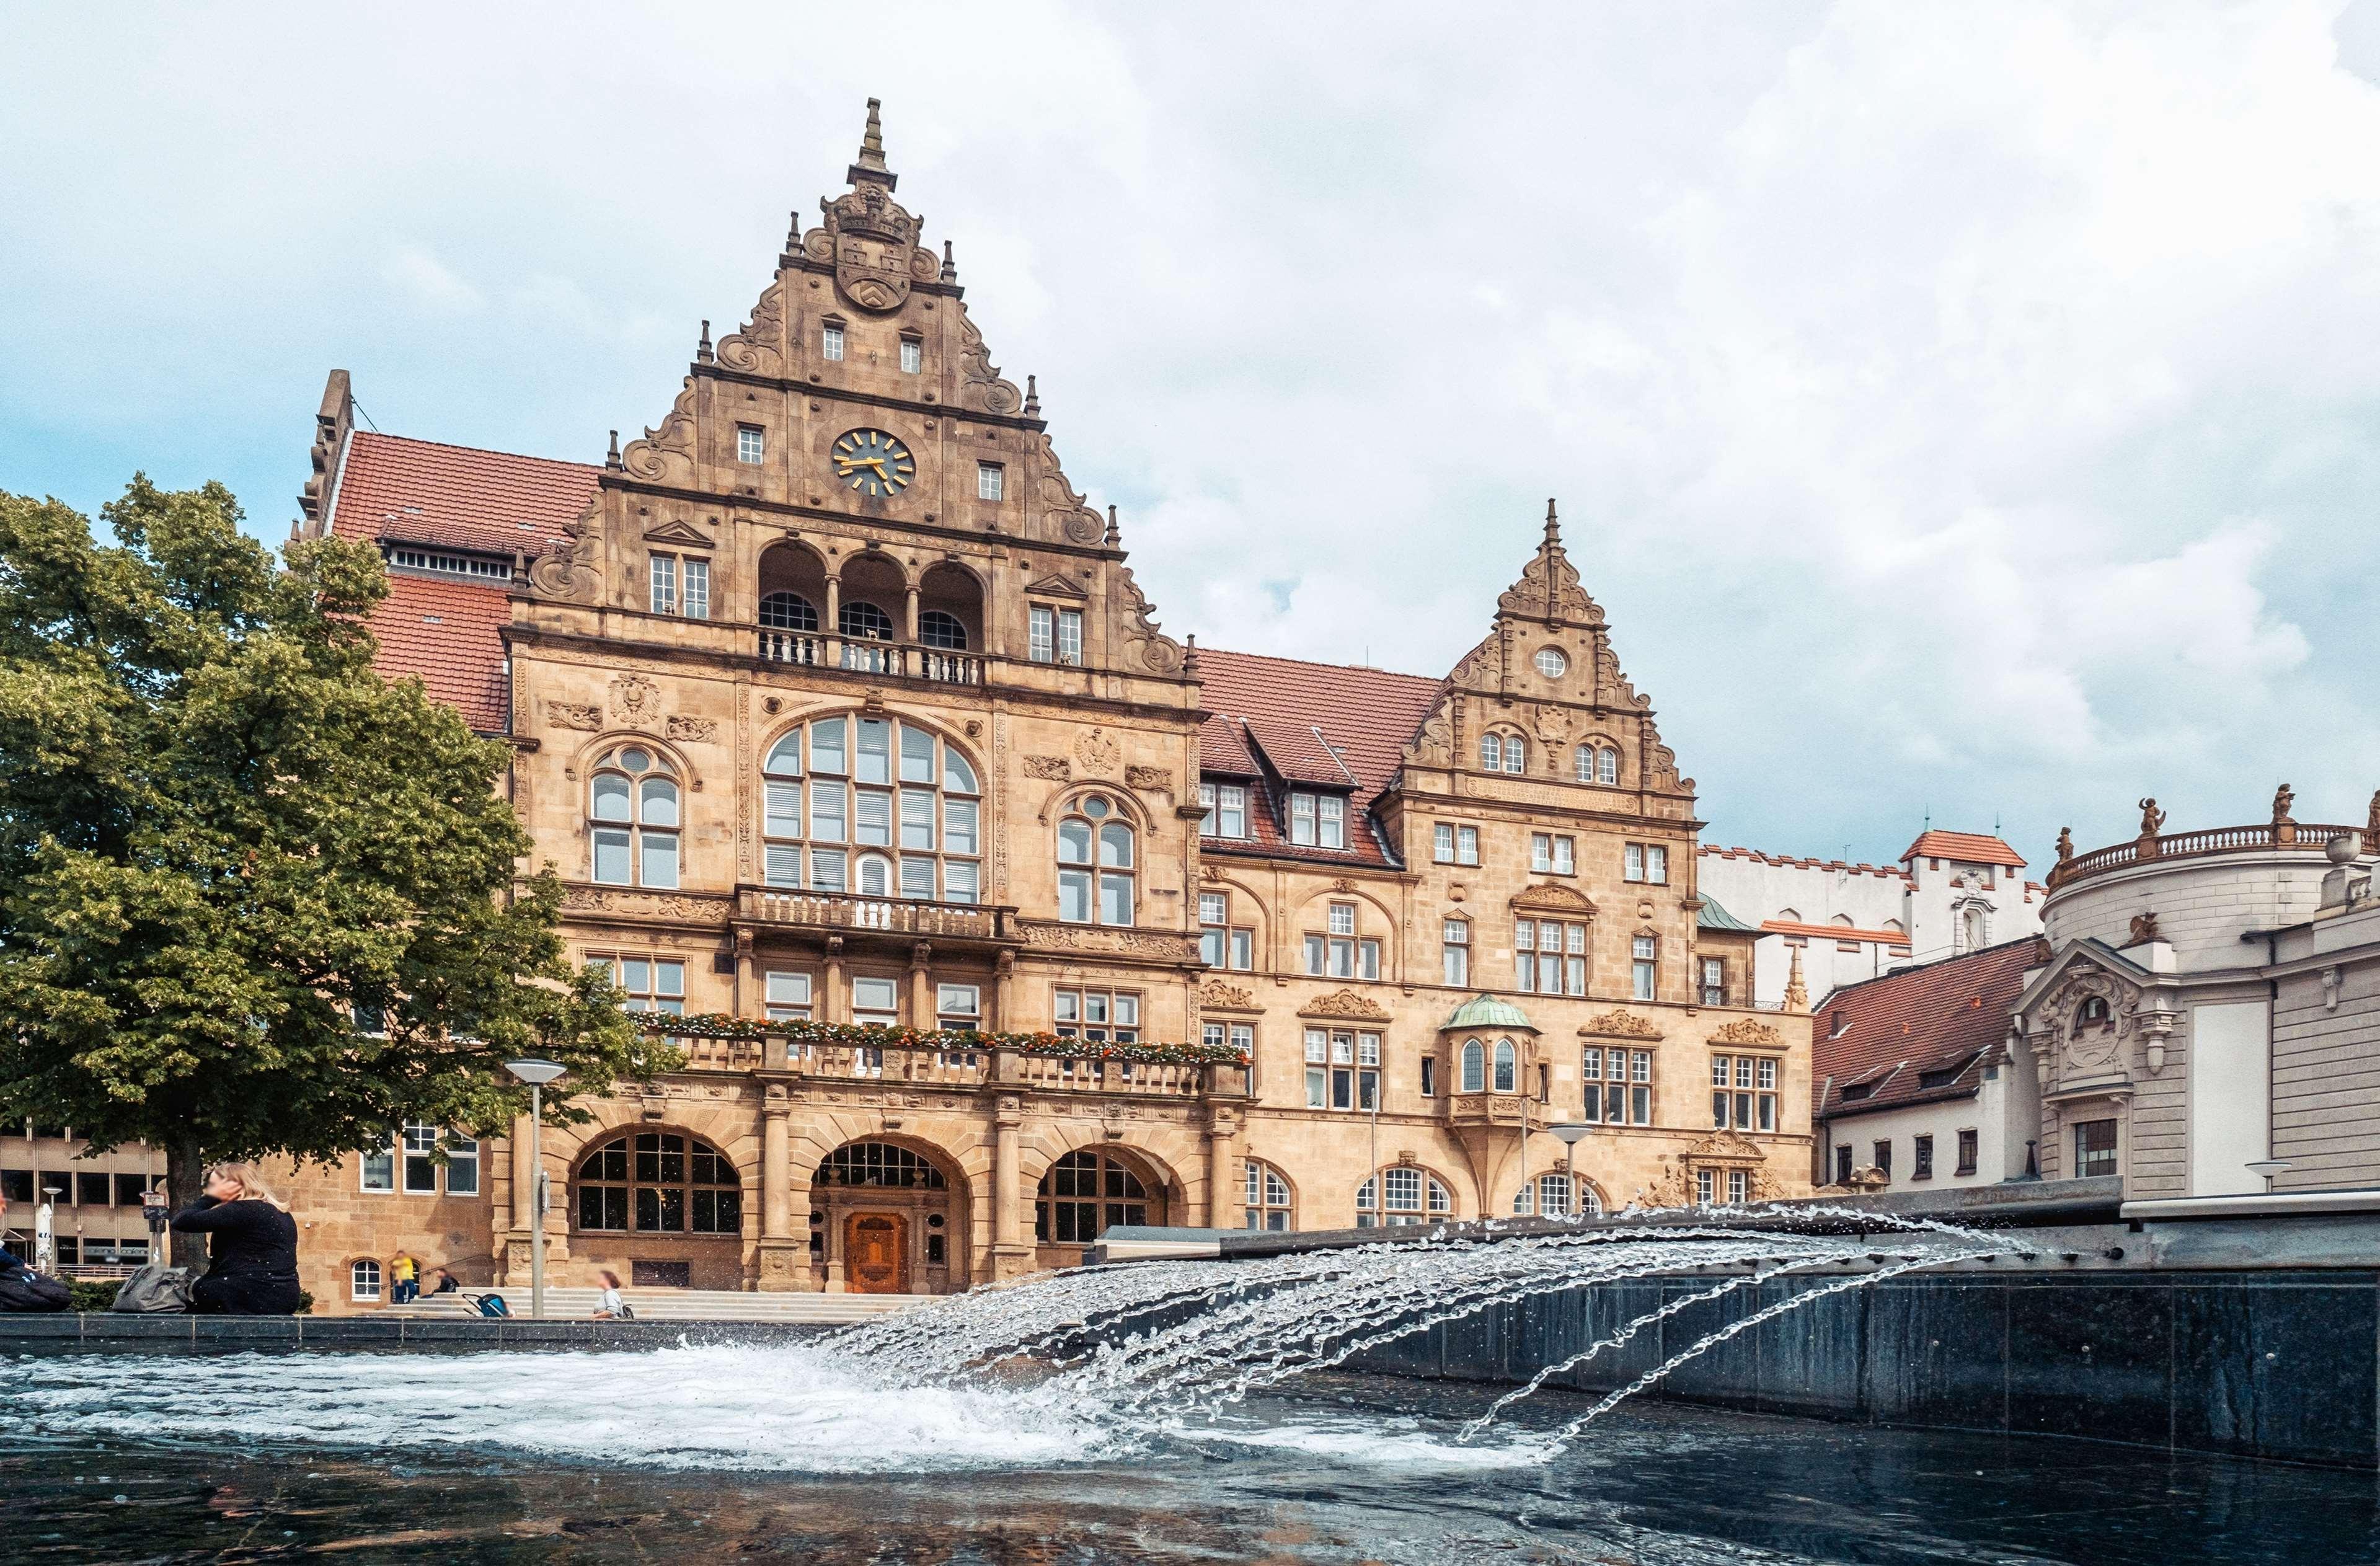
[4,0,2378,857]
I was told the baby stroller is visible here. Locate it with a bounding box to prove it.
[461,1291,510,1317]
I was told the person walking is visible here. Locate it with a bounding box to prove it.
[590,1268,631,1320]
[170,1163,302,1316]
[390,1251,418,1306]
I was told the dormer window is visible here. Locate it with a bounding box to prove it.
[822,322,845,361]
[1198,782,1247,838]
[1288,791,1345,849]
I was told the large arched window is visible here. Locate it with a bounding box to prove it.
[588,745,679,888]
[575,1131,741,1235]
[759,591,820,630]
[839,599,894,640]
[918,610,968,650]
[1480,732,1526,775]
[1056,794,1135,926]
[1036,1149,1156,1243]
[1460,1039,1486,1093]
[1355,1166,1453,1228]
[1244,1159,1293,1231]
[1512,1172,1604,1218]
[1493,1038,1518,1093]
[816,1141,947,1189]
[759,715,981,903]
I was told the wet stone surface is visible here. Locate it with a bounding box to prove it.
[6,1365,2377,1565]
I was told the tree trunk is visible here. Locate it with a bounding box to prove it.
[164,1130,207,1270]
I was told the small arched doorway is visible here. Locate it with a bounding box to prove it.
[809,1139,967,1296]
[1034,1146,1170,1262]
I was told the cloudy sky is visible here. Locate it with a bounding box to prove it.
[6,2,2376,868]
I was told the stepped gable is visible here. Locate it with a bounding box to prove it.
[1812,939,2037,1118]
[1901,829,2027,869]
[1404,502,1691,800]
[1195,648,1442,867]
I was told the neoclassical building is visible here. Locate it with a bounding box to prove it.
[275,105,1813,1311]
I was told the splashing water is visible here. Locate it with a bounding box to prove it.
[13,1205,2027,1472]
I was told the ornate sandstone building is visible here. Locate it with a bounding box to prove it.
[276,105,1812,1311]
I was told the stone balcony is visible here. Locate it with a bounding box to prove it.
[670,1029,1248,1102]
[754,628,983,686]
[737,886,1017,945]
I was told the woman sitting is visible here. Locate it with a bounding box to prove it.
[170,1163,303,1316]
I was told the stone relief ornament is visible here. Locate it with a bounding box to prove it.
[666,715,719,745]
[1074,728,1121,777]
[714,276,786,376]
[827,181,922,313]
[1125,766,1172,793]
[546,702,602,732]
[1581,1009,1663,1040]
[528,510,603,603]
[610,675,661,730]
[1298,989,1395,1022]
[1201,982,1259,1011]
[1019,921,1196,960]
[1022,755,1071,782]
[1709,1018,1785,1047]
[1533,705,1573,745]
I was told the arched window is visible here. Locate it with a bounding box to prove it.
[759,591,819,631]
[1960,906,1987,952]
[2077,995,2112,1028]
[816,1142,947,1188]
[575,1131,742,1235]
[1598,747,1618,785]
[350,1258,383,1303]
[1512,1172,1601,1218]
[1481,732,1525,774]
[1461,1039,1486,1092]
[1573,745,1595,782]
[759,715,982,903]
[1493,1038,1518,1092]
[918,609,968,650]
[1056,794,1135,926]
[588,745,679,888]
[839,599,894,640]
[1356,1166,1453,1227]
[1035,1148,1156,1244]
[1244,1159,1293,1231]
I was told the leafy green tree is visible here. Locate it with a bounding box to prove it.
[0,477,666,1265]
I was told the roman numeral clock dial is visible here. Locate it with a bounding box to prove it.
[830,428,916,498]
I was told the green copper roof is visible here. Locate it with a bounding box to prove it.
[1697,895,1758,934]
[1441,993,1537,1032]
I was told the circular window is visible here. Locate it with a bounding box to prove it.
[1083,795,1110,819]
[619,748,651,773]
[1534,647,1568,679]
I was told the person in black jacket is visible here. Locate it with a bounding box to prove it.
[171,1163,303,1315]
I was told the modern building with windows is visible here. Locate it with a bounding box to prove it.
[266,104,1815,1309]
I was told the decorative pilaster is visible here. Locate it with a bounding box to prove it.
[991,1095,1030,1278]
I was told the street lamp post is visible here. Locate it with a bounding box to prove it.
[504,1059,567,1319]
[2244,1158,2292,1195]
[1544,1123,1594,1218]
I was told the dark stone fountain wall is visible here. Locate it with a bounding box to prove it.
[1346,1268,2379,1469]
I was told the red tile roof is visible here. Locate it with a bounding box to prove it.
[1812,939,2038,1120]
[334,431,599,557]
[1901,829,2027,869]
[368,573,513,734]
[1193,648,1444,867]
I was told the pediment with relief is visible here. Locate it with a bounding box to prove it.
[1580,1009,1663,1040]
[1513,882,1598,914]
[1298,989,1394,1022]
[642,518,716,549]
[1025,572,1089,600]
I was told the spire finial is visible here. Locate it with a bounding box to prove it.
[696,319,713,364]
[1544,497,1560,545]
[1024,374,1041,417]
[941,237,956,281]
[847,97,896,190]
[605,430,623,470]
[1105,503,1120,546]
[1784,945,1809,1014]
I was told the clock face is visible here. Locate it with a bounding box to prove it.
[831,428,916,498]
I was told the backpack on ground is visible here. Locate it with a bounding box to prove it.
[0,1263,73,1313]
[109,1263,193,1314]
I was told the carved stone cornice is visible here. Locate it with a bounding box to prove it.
[556,885,733,924]
[1015,919,1200,964]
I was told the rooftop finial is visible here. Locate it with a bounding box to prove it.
[848,97,895,188]
[605,430,623,470]
[1024,374,1041,417]
[941,237,956,281]
[1544,497,1560,544]
[1783,945,1809,1014]
[696,319,713,364]
[1105,503,1120,546]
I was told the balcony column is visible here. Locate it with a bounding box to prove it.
[756,1094,803,1291]
[1205,1107,1241,1228]
[993,950,1015,1032]
[823,936,847,1024]
[904,583,921,643]
[907,942,933,1027]
[825,573,841,632]
[991,1093,1030,1279]
[733,927,754,1019]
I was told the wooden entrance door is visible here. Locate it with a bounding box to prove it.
[844,1212,906,1293]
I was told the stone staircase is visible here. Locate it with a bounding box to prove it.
[387,1286,926,1324]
